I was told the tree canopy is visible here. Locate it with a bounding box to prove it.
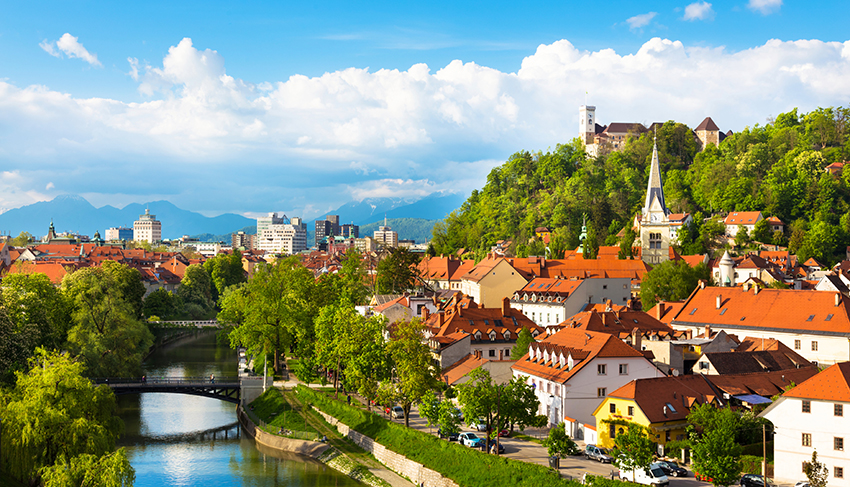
[640,260,711,309]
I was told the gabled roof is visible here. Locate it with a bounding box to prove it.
[700,349,812,374]
[707,368,816,399]
[765,216,784,225]
[603,122,647,134]
[724,211,762,225]
[425,297,542,343]
[695,117,720,131]
[671,285,850,335]
[511,328,648,384]
[606,374,722,423]
[441,353,489,385]
[782,362,850,402]
[461,255,513,283]
[560,309,679,338]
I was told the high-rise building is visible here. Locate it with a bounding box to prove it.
[232,231,255,250]
[373,217,398,248]
[256,213,307,255]
[105,227,133,241]
[314,215,341,246]
[340,223,359,238]
[133,209,162,244]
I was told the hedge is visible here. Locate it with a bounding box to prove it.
[296,385,602,487]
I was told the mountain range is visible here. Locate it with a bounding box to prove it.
[0,193,465,241]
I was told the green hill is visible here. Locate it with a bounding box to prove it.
[431,107,850,265]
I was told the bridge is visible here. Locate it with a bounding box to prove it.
[94,377,242,404]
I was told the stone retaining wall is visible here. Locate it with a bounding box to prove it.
[313,408,460,487]
[237,406,330,458]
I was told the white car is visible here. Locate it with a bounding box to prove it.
[620,465,669,487]
[458,432,484,448]
[391,406,404,419]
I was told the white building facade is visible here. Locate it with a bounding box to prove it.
[133,209,162,244]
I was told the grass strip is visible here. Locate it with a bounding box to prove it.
[296,384,581,487]
[249,388,318,437]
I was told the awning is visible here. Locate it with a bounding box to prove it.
[733,394,772,405]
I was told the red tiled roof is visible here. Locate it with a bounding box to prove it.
[783,362,850,402]
[441,353,489,385]
[607,374,720,423]
[724,211,762,225]
[695,117,720,132]
[560,309,680,338]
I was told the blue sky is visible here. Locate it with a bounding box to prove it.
[1,0,849,219]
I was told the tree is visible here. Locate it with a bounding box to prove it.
[582,223,599,260]
[177,264,214,314]
[803,450,829,487]
[101,260,146,319]
[9,231,32,247]
[640,260,710,309]
[752,219,771,244]
[542,422,580,458]
[688,404,743,487]
[735,225,751,248]
[618,227,636,259]
[142,287,177,320]
[0,348,134,485]
[376,247,421,294]
[611,422,656,482]
[342,313,391,409]
[61,265,154,377]
[203,251,246,304]
[511,328,535,360]
[382,318,439,427]
[224,257,315,374]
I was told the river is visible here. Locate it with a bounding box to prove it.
[116,330,360,486]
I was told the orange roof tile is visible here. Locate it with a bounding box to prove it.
[783,362,850,402]
[724,211,762,225]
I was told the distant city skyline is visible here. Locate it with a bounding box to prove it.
[1,0,848,218]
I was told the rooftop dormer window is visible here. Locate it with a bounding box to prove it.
[503,330,511,340]
[489,331,496,341]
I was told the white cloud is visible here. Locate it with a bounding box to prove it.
[3,36,850,213]
[45,182,55,190]
[40,33,102,67]
[127,57,140,81]
[626,12,657,30]
[683,2,714,21]
[748,0,782,15]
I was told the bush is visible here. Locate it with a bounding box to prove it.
[740,455,772,475]
[297,385,584,487]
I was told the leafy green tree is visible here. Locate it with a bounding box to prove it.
[177,264,214,313]
[316,250,370,306]
[203,251,246,304]
[376,247,421,294]
[380,318,438,427]
[456,368,539,448]
[61,265,154,377]
[224,257,315,374]
[735,225,751,248]
[9,231,32,247]
[618,227,636,259]
[583,223,599,259]
[511,328,535,360]
[751,219,771,243]
[803,449,828,487]
[611,422,656,482]
[640,260,710,309]
[101,260,146,319]
[142,287,177,319]
[542,422,580,458]
[0,348,134,485]
[342,313,391,409]
[0,273,72,383]
[688,404,743,487]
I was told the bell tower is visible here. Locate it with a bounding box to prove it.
[579,105,596,145]
[640,134,672,264]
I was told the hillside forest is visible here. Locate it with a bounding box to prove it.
[431,107,850,266]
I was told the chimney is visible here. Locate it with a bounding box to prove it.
[422,307,430,321]
[605,299,613,312]
[438,312,445,327]
[704,324,711,339]
[716,294,722,309]
[656,302,666,321]
[837,293,842,307]
[686,329,693,340]
[632,328,642,351]
[753,284,760,295]
[502,296,510,317]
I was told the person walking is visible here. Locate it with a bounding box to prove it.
[210,374,215,384]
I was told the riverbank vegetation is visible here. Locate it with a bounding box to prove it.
[296,385,582,487]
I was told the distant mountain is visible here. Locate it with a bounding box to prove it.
[313,193,465,226]
[359,218,437,244]
[188,226,257,243]
[0,195,255,240]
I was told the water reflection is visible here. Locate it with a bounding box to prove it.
[116,331,359,486]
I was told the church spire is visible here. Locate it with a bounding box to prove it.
[643,132,668,216]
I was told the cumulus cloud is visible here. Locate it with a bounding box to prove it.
[683,2,714,21]
[3,36,850,214]
[748,0,782,15]
[626,12,657,30]
[45,182,55,190]
[40,33,102,67]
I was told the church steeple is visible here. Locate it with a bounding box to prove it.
[643,134,669,217]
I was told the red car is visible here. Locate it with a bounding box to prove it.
[498,429,510,437]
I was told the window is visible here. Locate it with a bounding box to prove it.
[610,403,616,413]
[598,364,607,375]
[827,314,834,321]
[795,339,801,350]
[813,341,819,351]
[807,315,815,322]
[649,233,662,249]
[603,285,608,290]
[619,364,629,375]
[699,361,709,370]
[803,400,811,413]
[598,388,607,398]
[803,433,812,446]
[836,467,844,479]
[488,349,496,357]
[504,349,510,358]
[837,404,844,417]
[547,313,550,323]
[628,406,635,416]
[547,383,552,393]
[835,437,844,451]
[609,423,616,439]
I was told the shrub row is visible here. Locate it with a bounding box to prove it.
[296,385,585,487]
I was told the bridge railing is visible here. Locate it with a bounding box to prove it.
[91,376,240,385]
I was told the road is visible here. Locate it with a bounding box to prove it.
[385,404,714,487]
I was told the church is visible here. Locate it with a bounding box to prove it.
[638,137,672,265]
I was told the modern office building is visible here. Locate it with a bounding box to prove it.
[133,209,162,244]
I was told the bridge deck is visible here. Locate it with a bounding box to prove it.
[93,377,242,404]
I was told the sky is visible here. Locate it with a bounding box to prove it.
[1,0,849,219]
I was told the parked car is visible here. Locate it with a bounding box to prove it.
[391,406,404,419]
[740,475,775,487]
[620,466,669,487]
[471,418,488,431]
[498,429,510,437]
[654,461,687,477]
[451,408,464,421]
[486,440,505,454]
[459,432,484,448]
[794,482,810,487]
[437,428,459,441]
[584,444,613,463]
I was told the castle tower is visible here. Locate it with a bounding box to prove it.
[579,105,596,145]
[640,136,672,264]
[718,250,735,286]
